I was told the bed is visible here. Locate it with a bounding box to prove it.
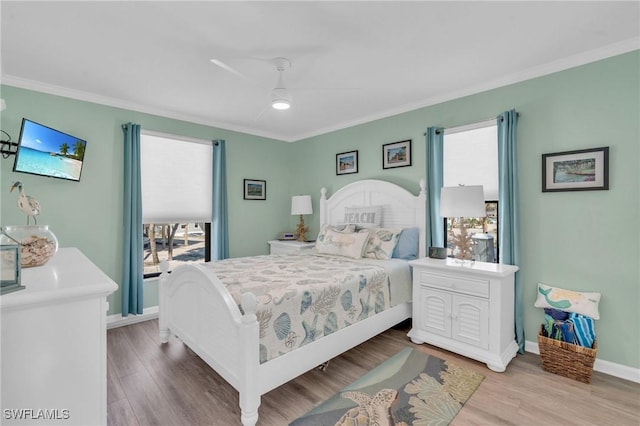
[158,179,426,425]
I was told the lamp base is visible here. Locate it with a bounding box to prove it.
[295,215,308,242]
[449,217,474,260]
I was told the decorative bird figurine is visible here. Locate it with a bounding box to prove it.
[10,181,41,225]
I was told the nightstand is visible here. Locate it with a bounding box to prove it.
[408,257,519,372]
[268,240,315,255]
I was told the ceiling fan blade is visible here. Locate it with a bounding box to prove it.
[210,58,248,80]
[255,104,271,122]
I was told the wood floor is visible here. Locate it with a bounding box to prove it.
[107,319,639,426]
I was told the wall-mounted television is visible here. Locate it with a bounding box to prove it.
[13,119,87,182]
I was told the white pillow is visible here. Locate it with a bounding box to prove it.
[316,224,356,242]
[362,228,403,260]
[342,205,383,229]
[315,226,370,259]
[534,283,601,320]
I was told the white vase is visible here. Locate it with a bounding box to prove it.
[0,225,59,268]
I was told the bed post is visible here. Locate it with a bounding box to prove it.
[417,178,427,258]
[158,260,170,344]
[239,292,260,426]
[320,187,328,226]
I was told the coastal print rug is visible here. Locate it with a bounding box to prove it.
[290,347,484,426]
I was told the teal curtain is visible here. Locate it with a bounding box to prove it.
[122,123,143,316]
[426,127,445,248]
[497,109,524,352]
[212,140,229,260]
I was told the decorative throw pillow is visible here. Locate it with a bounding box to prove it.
[392,227,419,260]
[315,226,370,259]
[316,224,356,243]
[534,283,601,320]
[362,228,402,260]
[342,205,383,229]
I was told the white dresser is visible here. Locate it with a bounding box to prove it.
[268,240,315,255]
[408,257,519,372]
[1,247,118,425]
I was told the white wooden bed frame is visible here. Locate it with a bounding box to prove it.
[159,179,426,425]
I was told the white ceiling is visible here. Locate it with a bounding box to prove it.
[1,1,638,142]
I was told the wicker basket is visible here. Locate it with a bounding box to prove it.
[537,325,597,383]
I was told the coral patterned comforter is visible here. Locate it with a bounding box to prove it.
[206,252,410,363]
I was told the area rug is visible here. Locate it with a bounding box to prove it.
[290,347,484,426]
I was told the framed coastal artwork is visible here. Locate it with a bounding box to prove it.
[243,179,266,200]
[382,139,412,169]
[542,147,609,192]
[336,150,358,175]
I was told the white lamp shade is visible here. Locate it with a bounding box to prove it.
[291,195,313,215]
[439,185,486,218]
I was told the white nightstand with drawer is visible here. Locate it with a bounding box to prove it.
[408,257,519,372]
[268,240,315,255]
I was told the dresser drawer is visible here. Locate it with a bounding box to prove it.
[418,271,489,298]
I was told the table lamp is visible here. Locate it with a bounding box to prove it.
[439,185,485,260]
[291,195,313,241]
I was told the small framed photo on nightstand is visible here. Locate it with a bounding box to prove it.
[1,244,24,295]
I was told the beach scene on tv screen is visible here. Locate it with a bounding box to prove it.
[15,121,86,181]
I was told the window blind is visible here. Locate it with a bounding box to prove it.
[140,132,212,224]
[443,124,498,201]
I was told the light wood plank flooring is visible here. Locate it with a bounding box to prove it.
[107,319,639,425]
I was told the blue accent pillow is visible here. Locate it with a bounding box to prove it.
[392,227,419,260]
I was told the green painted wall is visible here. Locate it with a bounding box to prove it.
[0,86,293,316]
[1,51,637,369]
[288,51,640,369]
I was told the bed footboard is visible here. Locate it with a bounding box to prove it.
[159,262,260,426]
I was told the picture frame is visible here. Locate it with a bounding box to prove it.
[382,139,412,169]
[542,147,609,192]
[1,244,24,295]
[243,179,266,200]
[336,150,358,175]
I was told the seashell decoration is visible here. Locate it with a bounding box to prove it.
[273,312,291,341]
[341,290,353,311]
[20,235,57,267]
[0,225,58,268]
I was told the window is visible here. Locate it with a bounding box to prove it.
[443,121,499,262]
[140,131,212,276]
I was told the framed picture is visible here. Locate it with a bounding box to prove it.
[243,179,266,200]
[382,139,412,169]
[336,150,358,175]
[542,147,609,192]
[1,244,24,295]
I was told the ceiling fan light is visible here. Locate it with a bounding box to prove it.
[271,88,291,110]
[272,100,291,110]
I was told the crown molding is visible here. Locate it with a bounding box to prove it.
[0,75,289,142]
[291,37,640,142]
[2,37,637,143]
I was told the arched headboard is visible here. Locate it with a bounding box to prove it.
[319,179,427,258]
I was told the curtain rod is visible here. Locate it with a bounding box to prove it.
[424,112,521,136]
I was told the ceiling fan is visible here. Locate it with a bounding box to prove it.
[270,58,292,110]
[210,56,294,111]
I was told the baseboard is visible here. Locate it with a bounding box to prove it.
[525,339,640,384]
[106,309,639,383]
[106,306,159,329]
